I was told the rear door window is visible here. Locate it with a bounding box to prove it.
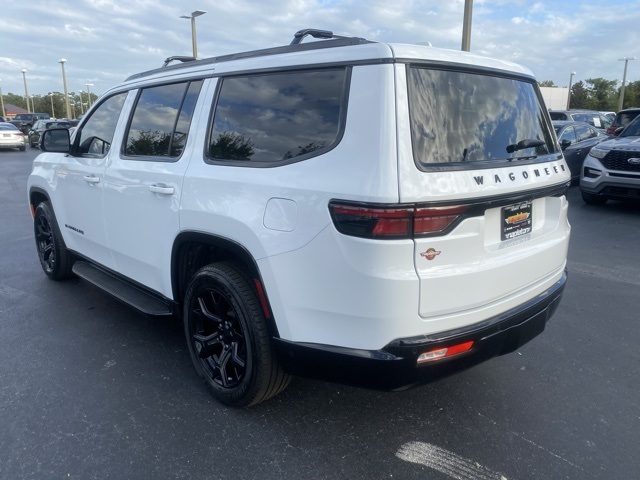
[124,80,203,160]
[408,67,557,169]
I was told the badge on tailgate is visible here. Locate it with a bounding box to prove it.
[501,201,532,241]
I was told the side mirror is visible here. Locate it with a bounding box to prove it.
[613,127,624,137]
[40,128,71,153]
[560,139,572,150]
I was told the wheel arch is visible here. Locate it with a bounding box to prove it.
[171,232,281,338]
[29,187,51,216]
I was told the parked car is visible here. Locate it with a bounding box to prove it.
[553,121,608,182]
[581,114,640,204]
[0,122,26,151]
[549,110,612,132]
[9,112,51,134]
[28,28,570,407]
[606,107,640,135]
[28,119,72,148]
[600,111,615,121]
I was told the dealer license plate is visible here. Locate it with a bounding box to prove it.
[501,201,532,241]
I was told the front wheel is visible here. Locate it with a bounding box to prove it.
[183,262,290,407]
[33,201,74,280]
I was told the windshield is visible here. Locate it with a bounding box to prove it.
[14,114,31,120]
[620,116,640,137]
[408,67,557,168]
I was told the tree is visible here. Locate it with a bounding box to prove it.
[570,81,590,109]
[538,80,556,87]
[620,80,640,109]
[585,78,618,111]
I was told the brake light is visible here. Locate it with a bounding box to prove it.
[414,206,468,235]
[329,202,468,239]
[417,341,474,364]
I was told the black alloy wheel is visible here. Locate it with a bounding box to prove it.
[184,262,290,407]
[33,201,74,280]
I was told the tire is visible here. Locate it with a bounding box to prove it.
[33,201,74,280]
[19,146,26,151]
[581,191,607,206]
[183,262,290,407]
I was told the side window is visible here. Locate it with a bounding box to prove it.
[124,80,203,159]
[575,124,595,142]
[559,126,576,144]
[207,68,347,164]
[77,92,127,157]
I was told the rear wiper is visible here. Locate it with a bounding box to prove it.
[506,139,545,153]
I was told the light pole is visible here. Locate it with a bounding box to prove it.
[179,10,207,59]
[78,90,85,115]
[22,69,31,113]
[0,79,6,119]
[85,83,94,108]
[618,56,636,111]
[49,93,55,118]
[566,71,576,110]
[59,59,72,119]
[461,0,473,52]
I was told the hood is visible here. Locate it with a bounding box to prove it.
[598,135,640,151]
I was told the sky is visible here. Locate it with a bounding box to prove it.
[1,0,639,100]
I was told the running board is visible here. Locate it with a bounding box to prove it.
[72,261,173,317]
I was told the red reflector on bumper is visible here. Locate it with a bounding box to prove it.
[417,341,474,364]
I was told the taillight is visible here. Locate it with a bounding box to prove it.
[329,202,468,239]
[414,205,468,235]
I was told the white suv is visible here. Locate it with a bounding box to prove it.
[28,29,570,407]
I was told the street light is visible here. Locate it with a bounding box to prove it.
[461,0,473,52]
[49,93,55,118]
[59,59,72,119]
[179,10,206,59]
[618,56,636,111]
[85,83,94,108]
[78,89,84,115]
[566,71,576,110]
[0,79,6,119]
[22,69,31,113]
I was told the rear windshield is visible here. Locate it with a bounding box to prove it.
[408,67,557,169]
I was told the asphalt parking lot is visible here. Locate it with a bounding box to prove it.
[1,147,639,480]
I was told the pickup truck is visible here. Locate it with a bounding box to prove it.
[10,113,50,134]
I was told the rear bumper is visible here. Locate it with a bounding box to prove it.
[274,271,566,390]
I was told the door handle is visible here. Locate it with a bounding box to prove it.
[149,183,175,195]
[83,175,100,184]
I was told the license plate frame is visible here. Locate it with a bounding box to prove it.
[501,201,532,241]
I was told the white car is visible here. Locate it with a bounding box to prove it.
[0,122,26,151]
[28,29,570,407]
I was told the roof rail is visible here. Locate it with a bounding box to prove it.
[163,56,196,67]
[290,29,350,45]
[126,29,373,83]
